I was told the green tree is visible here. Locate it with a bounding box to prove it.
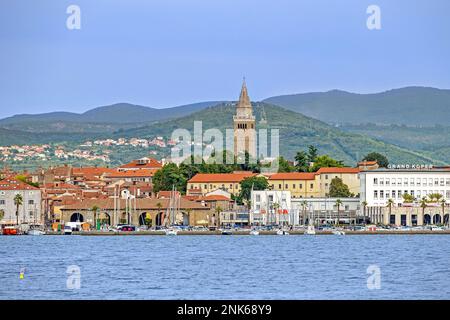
[311,155,344,172]
[153,163,187,194]
[0,209,4,221]
[328,177,352,198]
[362,152,389,168]
[402,193,415,203]
[420,198,428,224]
[307,145,318,163]
[294,151,309,172]
[14,193,23,226]
[387,198,395,223]
[428,193,443,202]
[361,200,368,225]
[277,156,294,173]
[238,176,269,206]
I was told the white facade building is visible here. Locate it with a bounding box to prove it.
[250,190,298,225]
[360,168,450,206]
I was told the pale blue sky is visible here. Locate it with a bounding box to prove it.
[0,0,449,118]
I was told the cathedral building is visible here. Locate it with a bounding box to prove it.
[233,80,256,158]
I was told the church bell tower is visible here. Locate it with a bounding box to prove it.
[233,79,256,158]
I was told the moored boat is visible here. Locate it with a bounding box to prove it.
[249,229,259,236]
[276,229,289,235]
[2,226,19,235]
[165,228,178,236]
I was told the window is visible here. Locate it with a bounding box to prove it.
[279,184,282,189]
[440,178,445,186]
[255,195,261,202]
[293,184,296,189]
[285,184,288,189]
[380,190,384,199]
[416,178,421,186]
[392,190,396,198]
[325,175,329,179]
[28,200,34,205]
[0,200,5,205]
[397,178,402,186]
[404,179,408,186]
[373,178,378,185]
[392,178,396,186]
[410,190,414,197]
[398,190,402,199]
[446,179,450,186]
[385,178,390,186]
[299,184,303,189]
[310,183,314,189]
[410,178,414,186]
[379,178,384,186]
[374,191,378,199]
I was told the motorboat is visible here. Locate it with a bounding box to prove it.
[2,226,19,235]
[221,228,233,235]
[249,229,259,236]
[276,229,289,235]
[304,224,316,235]
[332,229,345,235]
[27,229,45,236]
[165,228,178,236]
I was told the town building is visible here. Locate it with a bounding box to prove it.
[118,157,162,171]
[233,79,256,158]
[187,171,256,196]
[0,177,42,226]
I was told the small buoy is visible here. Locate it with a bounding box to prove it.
[19,268,25,279]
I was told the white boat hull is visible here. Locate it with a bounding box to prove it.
[28,230,45,236]
[276,230,289,235]
[165,229,178,236]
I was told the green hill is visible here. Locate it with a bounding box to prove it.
[264,87,450,126]
[117,102,445,165]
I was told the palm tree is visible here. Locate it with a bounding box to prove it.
[441,198,446,226]
[420,197,428,225]
[335,199,343,227]
[386,198,394,225]
[14,194,23,226]
[0,209,4,222]
[361,200,368,225]
[91,205,99,230]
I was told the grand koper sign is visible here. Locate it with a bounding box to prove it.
[387,164,434,169]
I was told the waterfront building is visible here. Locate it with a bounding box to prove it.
[233,79,256,159]
[268,168,360,198]
[187,171,256,196]
[0,176,42,226]
[250,190,298,225]
[360,167,450,206]
[360,167,450,226]
[59,197,211,227]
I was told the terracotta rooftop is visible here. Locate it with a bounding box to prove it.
[188,172,256,183]
[119,157,162,169]
[0,176,40,191]
[316,167,360,174]
[269,173,316,180]
[105,169,158,178]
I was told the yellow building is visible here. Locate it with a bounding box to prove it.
[315,167,360,197]
[268,172,320,198]
[187,172,256,196]
[268,168,360,198]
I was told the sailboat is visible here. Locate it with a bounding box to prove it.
[304,211,316,235]
[164,186,179,236]
[27,205,45,236]
[276,228,289,235]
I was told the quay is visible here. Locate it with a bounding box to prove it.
[41,230,450,236]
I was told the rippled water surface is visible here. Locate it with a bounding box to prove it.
[1,235,450,299]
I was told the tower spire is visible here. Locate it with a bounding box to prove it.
[238,77,251,109]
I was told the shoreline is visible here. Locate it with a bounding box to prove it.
[40,230,450,236]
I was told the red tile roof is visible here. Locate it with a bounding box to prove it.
[72,167,116,176]
[199,195,231,201]
[105,169,158,178]
[188,172,256,183]
[0,176,40,191]
[119,158,162,169]
[269,173,316,180]
[316,167,360,174]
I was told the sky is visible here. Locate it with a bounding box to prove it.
[0,0,449,118]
